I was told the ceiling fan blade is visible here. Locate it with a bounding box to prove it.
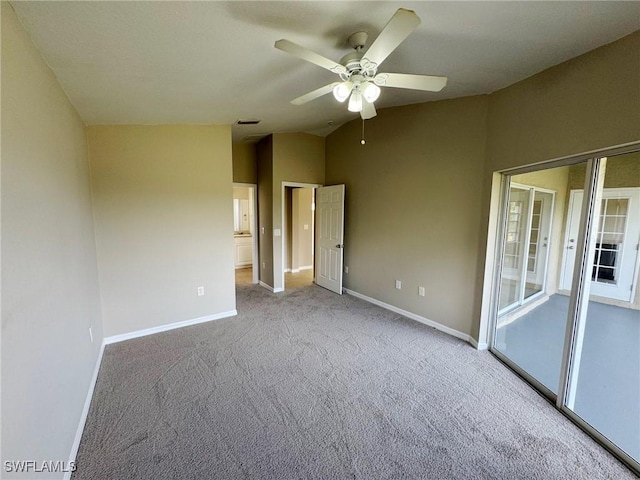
[375,73,447,92]
[361,9,421,68]
[291,83,338,105]
[361,100,377,120]
[275,39,346,75]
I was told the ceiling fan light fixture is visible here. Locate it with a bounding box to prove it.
[332,82,353,102]
[362,82,381,103]
[348,90,363,113]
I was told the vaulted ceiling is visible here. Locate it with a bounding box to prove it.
[10,1,640,142]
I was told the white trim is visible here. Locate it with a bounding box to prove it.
[259,280,274,292]
[286,266,311,273]
[233,182,259,285]
[344,288,473,345]
[104,311,237,345]
[498,294,550,328]
[65,340,106,480]
[468,336,489,350]
[259,281,283,293]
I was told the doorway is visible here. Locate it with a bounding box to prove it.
[233,183,258,286]
[283,185,317,290]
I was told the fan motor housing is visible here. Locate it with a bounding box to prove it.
[340,51,364,73]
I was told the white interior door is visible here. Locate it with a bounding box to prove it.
[315,185,345,294]
[561,188,640,301]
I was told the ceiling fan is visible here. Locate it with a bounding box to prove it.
[274,8,447,120]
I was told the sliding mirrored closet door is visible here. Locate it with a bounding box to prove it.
[494,166,570,395]
[561,152,640,467]
[491,150,640,473]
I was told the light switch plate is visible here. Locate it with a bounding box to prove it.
[274,229,281,237]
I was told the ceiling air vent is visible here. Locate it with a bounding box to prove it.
[236,119,261,125]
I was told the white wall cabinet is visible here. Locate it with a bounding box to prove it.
[235,235,253,268]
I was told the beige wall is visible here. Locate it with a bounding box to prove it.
[326,96,488,335]
[485,32,639,172]
[258,133,324,289]
[474,31,640,340]
[568,153,640,190]
[232,143,257,184]
[272,133,325,291]
[87,125,235,337]
[1,3,104,475]
[233,186,250,200]
[257,136,274,286]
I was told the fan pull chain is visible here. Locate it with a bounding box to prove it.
[361,119,366,145]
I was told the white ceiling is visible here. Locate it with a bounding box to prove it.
[10,1,640,142]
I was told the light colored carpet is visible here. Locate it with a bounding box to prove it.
[73,284,636,479]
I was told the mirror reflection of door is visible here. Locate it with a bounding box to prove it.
[560,188,640,302]
[499,184,555,313]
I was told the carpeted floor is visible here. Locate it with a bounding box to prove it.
[73,284,636,479]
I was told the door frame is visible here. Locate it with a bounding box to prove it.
[280,182,322,292]
[233,182,259,285]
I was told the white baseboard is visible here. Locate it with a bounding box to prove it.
[65,340,106,480]
[468,336,489,350]
[104,310,237,345]
[259,281,283,293]
[286,266,312,274]
[344,289,474,346]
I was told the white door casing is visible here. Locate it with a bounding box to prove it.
[315,185,345,294]
[560,188,640,301]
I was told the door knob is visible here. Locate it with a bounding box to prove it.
[335,244,343,249]
[568,246,574,249]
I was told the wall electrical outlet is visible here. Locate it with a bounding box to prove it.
[197,286,205,296]
[395,280,402,290]
[418,286,425,297]
[89,327,93,343]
